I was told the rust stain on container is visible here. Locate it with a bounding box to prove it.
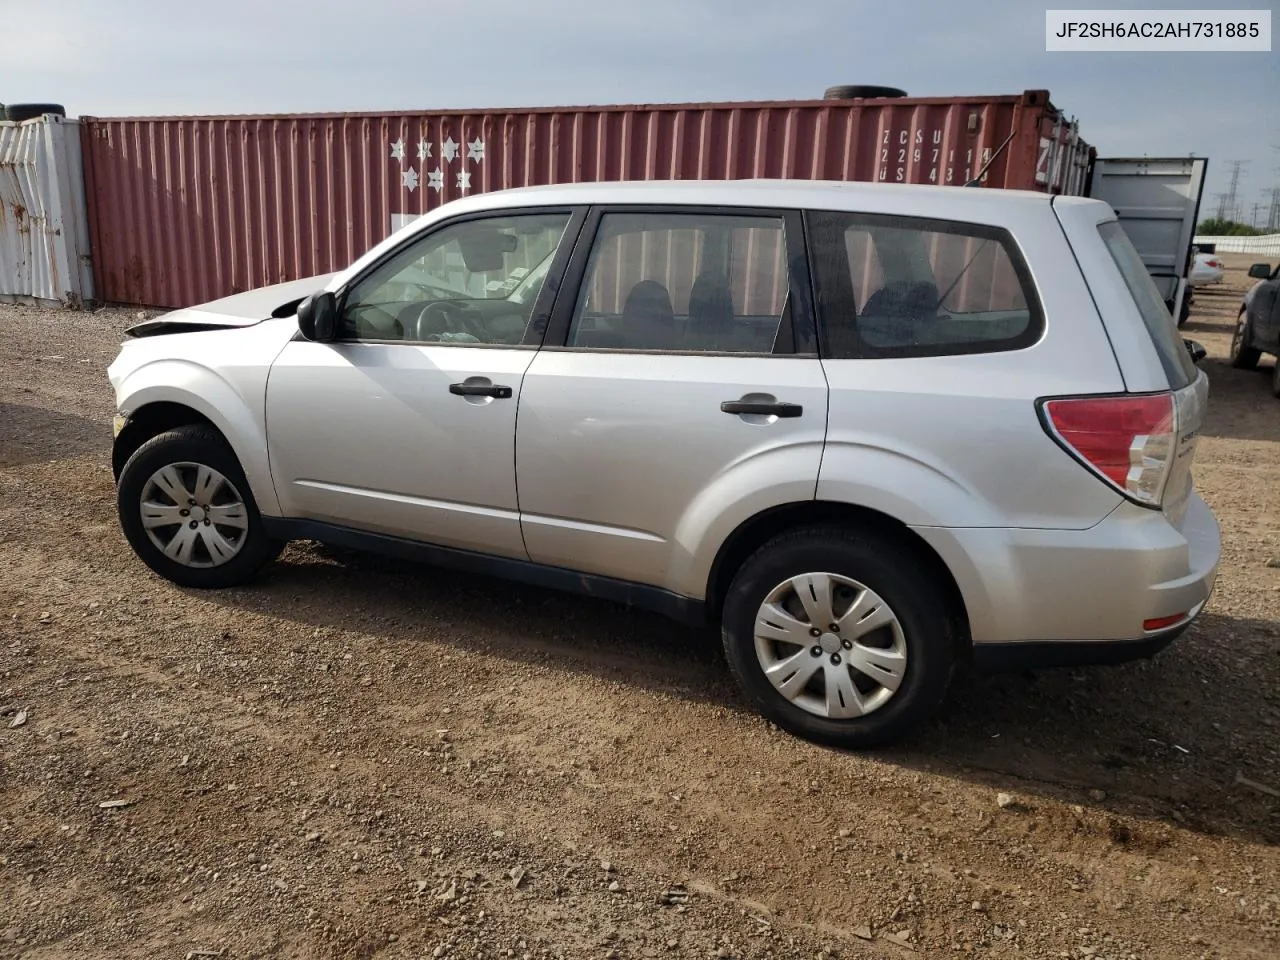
[81,91,1093,308]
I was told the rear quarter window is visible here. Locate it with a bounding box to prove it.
[1097,220,1196,390]
[807,210,1043,359]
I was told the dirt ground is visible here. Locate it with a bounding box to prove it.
[1,256,1277,960]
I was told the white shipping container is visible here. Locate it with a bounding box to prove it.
[0,114,94,306]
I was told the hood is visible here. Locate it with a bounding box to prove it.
[126,273,335,338]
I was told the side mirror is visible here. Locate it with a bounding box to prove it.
[1248,263,1273,280]
[1183,338,1206,364]
[297,291,339,341]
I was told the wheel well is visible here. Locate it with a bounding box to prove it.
[112,402,219,479]
[705,501,972,653]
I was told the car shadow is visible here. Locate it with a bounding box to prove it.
[889,609,1279,846]
[1179,317,1232,335]
[0,402,109,467]
[1195,356,1280,443]
[207,543,1280,847]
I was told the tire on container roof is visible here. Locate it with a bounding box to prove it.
[823,85,907,100]
[5,103,67,122]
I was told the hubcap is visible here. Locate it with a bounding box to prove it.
[139,462,249,568]
[753,573,907,720]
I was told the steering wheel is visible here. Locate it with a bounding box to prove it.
[413,302,485,341]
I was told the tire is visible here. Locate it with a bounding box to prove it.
[823,85,908,100]
[1271,361,1280,400]
[721,525,955,749]
[1178,295,1191,327]
[5,103,66,122]
[1230,311,1261,370]
[116,426,283,588]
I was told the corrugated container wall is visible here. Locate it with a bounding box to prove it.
[80,90,1092,308]
[0,115,95,306]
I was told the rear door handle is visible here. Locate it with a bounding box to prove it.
[450,381,513,399]
[720,400,803,418]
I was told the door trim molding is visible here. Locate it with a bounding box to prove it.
[261,517,710,625]
[292,480,521,521]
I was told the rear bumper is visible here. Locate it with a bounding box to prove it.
[912,492,1221,651]
[970,613,1196,672]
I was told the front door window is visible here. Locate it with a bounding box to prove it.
[340,212,573,345]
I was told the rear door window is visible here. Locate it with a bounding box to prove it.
[1097,221,1196,390]
[565,211,792,354]
[806,210,1043,359]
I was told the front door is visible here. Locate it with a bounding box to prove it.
[514,207,829,597]
[266,208,581,559]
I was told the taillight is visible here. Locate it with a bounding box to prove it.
[1040,393,1176,507]
[1207,259,1222,268]
[1143,613,1187,632]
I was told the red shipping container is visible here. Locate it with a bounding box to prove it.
[80,89,1092,308]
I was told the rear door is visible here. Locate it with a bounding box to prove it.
[513,206,828,596]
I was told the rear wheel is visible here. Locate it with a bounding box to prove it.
[117,426,283,588]
[721,526,955,748]
[1230,311,1261,370]
[1271,361,1280,399]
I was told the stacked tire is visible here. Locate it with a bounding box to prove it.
[4,103,66,122]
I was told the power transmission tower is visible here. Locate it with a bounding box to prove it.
[1252,203,1262,228]
[1270,187,1280,232]
[1217,160,1248,221]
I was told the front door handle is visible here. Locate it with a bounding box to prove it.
[721,400,803,418]
[450,381,513,399]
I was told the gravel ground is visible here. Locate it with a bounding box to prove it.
[1,260,1277,960]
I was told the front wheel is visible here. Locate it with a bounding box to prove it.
[116,426,283,588]
[1230,311,1261,370]
[721,526,955,748]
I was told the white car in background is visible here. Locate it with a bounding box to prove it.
[1188,252,1225,287]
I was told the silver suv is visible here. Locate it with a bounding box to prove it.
[108,180,1220,747]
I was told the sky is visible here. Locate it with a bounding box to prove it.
[5,0,1278,224]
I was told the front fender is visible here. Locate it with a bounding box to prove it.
[114,360,279,516]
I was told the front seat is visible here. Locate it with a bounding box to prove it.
[621,279,676,350]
